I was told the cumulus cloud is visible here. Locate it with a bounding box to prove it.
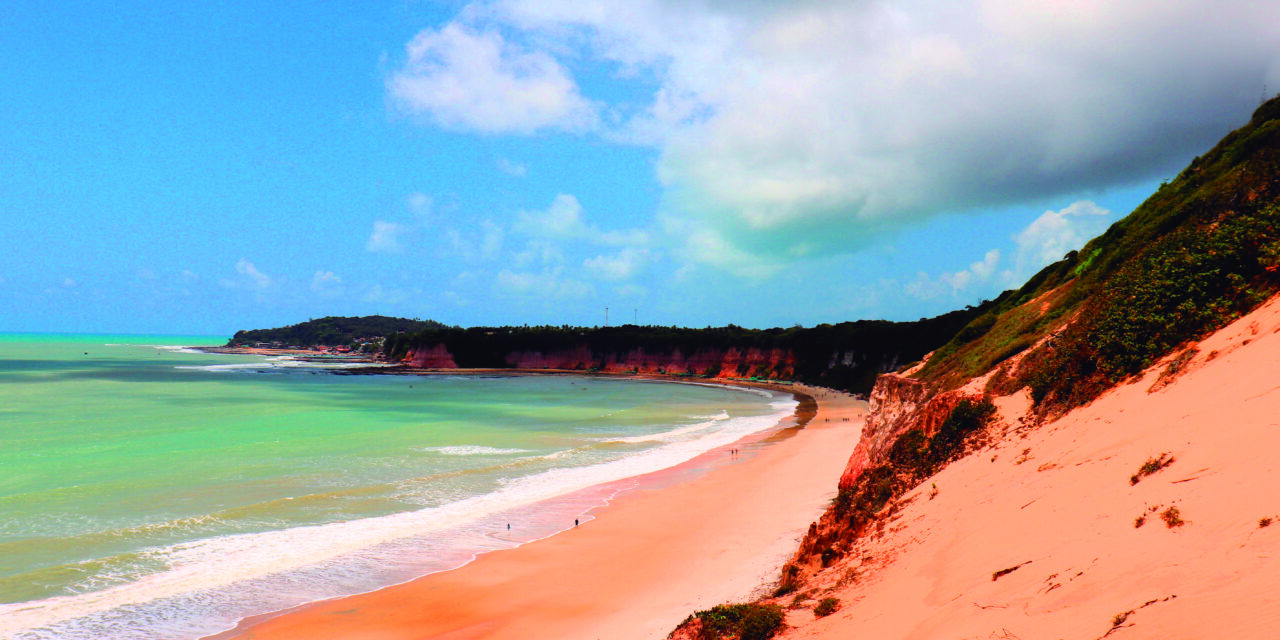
[406,192,433,219]
[514,193,588,237]
[1010,200,1112,281]
[583,247,653,281]
[944,249,1001,291]
[396,0,1280,268]
[311,270,342,292]
[514,193,651,247]
[496,267,594,299]
[235,259,271,289]
[446,220,506,262]
[366,220,409,253]
[903,249,1002,301]
[497,157,528,177]
[388,23,599,134]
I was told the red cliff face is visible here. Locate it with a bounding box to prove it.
[401,344,797,379]
[837,373,965,489]
[406,343,457,368]
[789,371,977,579]
[505,346,595,369]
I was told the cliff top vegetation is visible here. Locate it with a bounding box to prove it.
[917,94,1280,414]
[228,315,445,348]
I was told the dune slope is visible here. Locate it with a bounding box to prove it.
[774,294,1280,639]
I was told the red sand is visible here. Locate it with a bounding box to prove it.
[213,385,866,640]
[779,296,1280,638]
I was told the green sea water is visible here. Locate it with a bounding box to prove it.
[0,334,794,640]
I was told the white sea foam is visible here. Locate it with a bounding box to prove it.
[418,445,531,456]
[141,345,207,355]
[174,357,386,373]
[0,390,797,640]
[609,410,729,444]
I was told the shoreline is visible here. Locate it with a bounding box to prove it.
[204,373,865,640]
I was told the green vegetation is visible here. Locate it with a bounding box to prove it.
[834,399,996,532]
[812,597,840,617]
[919,95,1280,415]
[686,603,785,640]
[229,315,444,348]
[1161,506,1185,528]
[382,304,995,394]
[1129,453,1175,485]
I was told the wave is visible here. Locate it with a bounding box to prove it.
[0,393,797,640]
[417,446,531,456]
[607,410,730,443]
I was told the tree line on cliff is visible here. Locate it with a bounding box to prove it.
[228,315,445,348]
[380,304,997,394]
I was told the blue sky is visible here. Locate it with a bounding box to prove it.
[2,1,1277,335]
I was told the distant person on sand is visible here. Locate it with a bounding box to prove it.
[574,519,578,527]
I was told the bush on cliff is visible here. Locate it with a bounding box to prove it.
[683,603,784,640]
[1022,201,1280,409]
[926,398,997,467]
[835,398,996,531]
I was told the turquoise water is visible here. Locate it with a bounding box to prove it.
[0,335,794,640]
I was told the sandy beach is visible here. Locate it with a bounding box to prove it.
[209,382,866,640]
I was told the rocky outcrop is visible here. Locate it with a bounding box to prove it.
[837,374,965,488]
[789,371,977,580]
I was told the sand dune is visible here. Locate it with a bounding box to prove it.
[776,296,1280,639]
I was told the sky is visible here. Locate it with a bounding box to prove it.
[2,1,1279,335]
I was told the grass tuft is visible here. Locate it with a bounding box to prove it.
[1129,453,1175,485]
[812,597,840,618]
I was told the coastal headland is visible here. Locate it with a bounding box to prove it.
[208,377,866,640]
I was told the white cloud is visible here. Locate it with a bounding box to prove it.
[514,193,651,248]
[496,267,593,299]
[497,157,528,177]
[902,248,1002,300]
[511,238,565,267]
[400,1,1280,269]
[446,220,506,262]
[366,220,409,253]
[1010,200,1112,281]
[943,249,1001,291]
[234,259,271,289]
[514,193,588,237]
[388,23,600,134]
[311,270,342,292]
[407,192,433,219]
[583,247,652,281]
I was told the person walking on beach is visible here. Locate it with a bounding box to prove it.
[575,519,579,527]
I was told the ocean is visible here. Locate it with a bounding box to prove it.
[0,334,797,640]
